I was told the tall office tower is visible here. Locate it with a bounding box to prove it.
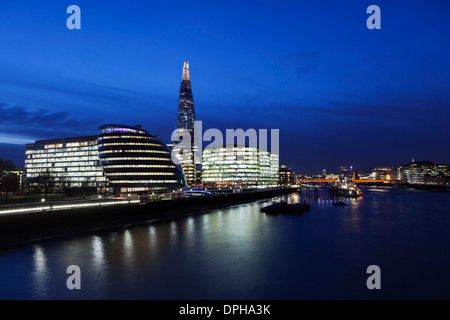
[177,61,195,137]
[175,61,197,186]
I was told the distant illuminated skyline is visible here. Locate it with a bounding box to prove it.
[0,0,449,174]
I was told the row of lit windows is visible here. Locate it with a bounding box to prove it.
[99,135,155,140]
[203,172,261,177]
[105,172,175,176]
[203,154,260,159]
[119,187,149,192]
[99,127,146,135]
[202,169,260,173]
[25,161,99,168]
[202,178,262,183]
[26,172,105,178]
[99,149,170,155]
[202,164,260,168]
[203,161,259,165]
[28,182,103,187]
[203,147,259,152]
[202,170,260,174]
[203,154,259,158]
[27,151,99,159]
[102,164,176,169]
[111,180,179,184]
[177,157,196,164]
[203,153,259,157]
[26,167,103,173]
[203,178,261,182]
[99,142,161,147]
[25,156,99,163]
[101,157,172,161]
[202,168,278,175]
[26,146,98,154]
[27,175,106,181]
[118,186,173,192]
[66,142,96,147]
[43,141,96,149]
[44,144,63,149]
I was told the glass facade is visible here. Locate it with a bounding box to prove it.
[24,125,186,194]
[391,161,450,184]
[175,61,197,186]
[25,136,106,189]
[98,125,185,193]
[202,145,279,187]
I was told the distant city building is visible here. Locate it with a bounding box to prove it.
[175,61,197,186]
[279,164,295,185]
[202,145,279,188]
[0,169,23,195]
[98,125,185,193]
[391,161,450,185]
[24,125,185,194]
[0,158,23,195]
[360,167,392,180]
[322,169,326,178]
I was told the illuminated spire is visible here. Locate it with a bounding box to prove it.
[182,61,190,81]
[176,60,196,186]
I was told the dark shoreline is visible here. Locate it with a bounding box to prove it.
[0,187,297,249]
[356,182,450,192]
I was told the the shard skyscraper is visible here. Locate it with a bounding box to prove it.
[177,61,195,138]
[175,61,197,186]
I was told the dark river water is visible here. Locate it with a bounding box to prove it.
[1,187,449,300]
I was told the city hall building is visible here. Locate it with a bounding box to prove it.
[25,125,186,194]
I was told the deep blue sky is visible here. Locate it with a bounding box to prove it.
[0,0,449,174]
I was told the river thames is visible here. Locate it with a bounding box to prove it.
[0,187,449,300]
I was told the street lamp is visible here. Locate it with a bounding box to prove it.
[41,198,45,211]
[127,194,131,203]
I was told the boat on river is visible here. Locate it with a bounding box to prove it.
[260,201,310,215]
[328,176,362,198]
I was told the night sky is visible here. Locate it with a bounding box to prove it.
[0,0,449,174]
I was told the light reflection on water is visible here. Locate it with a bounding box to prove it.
[92,236,105,272]
[31,245,48,299]
[0,189,449,299]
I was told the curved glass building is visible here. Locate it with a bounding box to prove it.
[98,125,185,193]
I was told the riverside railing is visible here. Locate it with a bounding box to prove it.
[0,198,140,216]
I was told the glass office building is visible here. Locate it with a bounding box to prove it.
[25,125,186,194]
[25,136,106,189]
[98,125,185,193]
[391,161,450,184]
[202,145,279,188]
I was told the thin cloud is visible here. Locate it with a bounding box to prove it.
[0,103,97,141]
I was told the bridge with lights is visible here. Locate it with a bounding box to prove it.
[296,179,391,183]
